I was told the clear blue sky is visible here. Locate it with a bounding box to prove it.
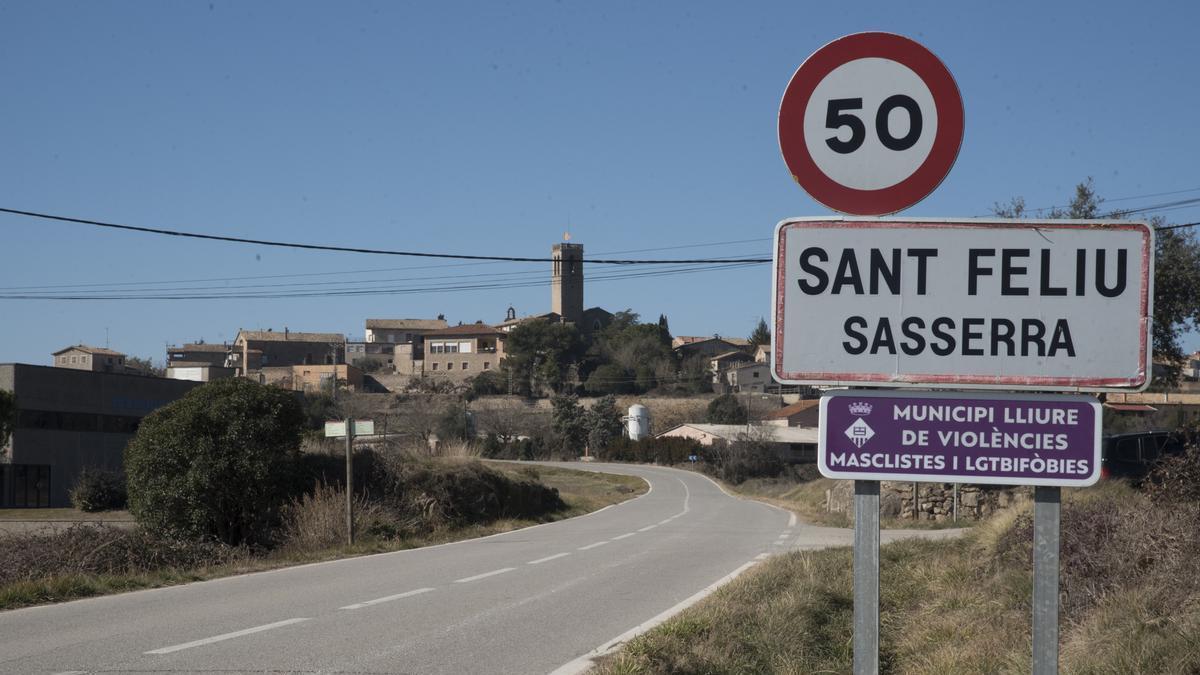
[3,1,1199,366]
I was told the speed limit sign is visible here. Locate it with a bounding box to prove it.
[779,32,964,215]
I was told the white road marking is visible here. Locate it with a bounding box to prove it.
[658,518,673,525]
[145,618,310,655]
[612,533,636,540]
[578,541,609,551]
[637,525,656,532]
[339,587,435,610]
[52,671,87,675]
[549,558,763,675]
[528,552,570,565]
[789,512,797,527]
[454,567,515,583]
[755,552,770,560]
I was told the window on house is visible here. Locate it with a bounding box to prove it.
[753,371,760,378]
[431,362,439,370]
[447,362,454,370]
[462,362,469,370]
[448,343,459,354]
[483,362,490,370]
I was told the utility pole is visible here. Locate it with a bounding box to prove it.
[345,417,354,546]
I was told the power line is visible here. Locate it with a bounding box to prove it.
[1106,197,1200,218]
[1155,221,1200,231]
[0,261,764,301]
[0,207,772,264]
[0,237,772,292]
[1006,185,1200,215]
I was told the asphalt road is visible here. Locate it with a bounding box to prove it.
[0,463,799,675]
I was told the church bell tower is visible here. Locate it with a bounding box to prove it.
[551,236,583,324]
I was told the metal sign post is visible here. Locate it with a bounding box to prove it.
[818,391,1103,673]
[853,480,880,675]
[345,417,354,546]
[326,419,375,547]
[1032,486,1061,674]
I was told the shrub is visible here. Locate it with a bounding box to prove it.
[479,435,553,460]
[437,402,474,442]
[125,378,305,546]
[706,394,748,424]
[0,524,243,587]
[69,469,127,512]
[371,458,564,530]
[584,364,634,395]
[551,394,587,457]
[997,495,1200,623]
[706,439,786,484]
[586,395,624,454]
[358,358,386,374]
[466,371,506,399]
[278,483,389,550]
[1142,444,1200,503]
[301,393,339,431]
[600,436,700,465]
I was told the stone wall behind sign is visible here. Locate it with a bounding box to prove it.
[826,480,1031,522]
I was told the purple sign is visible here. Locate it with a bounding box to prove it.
[818,391,1101,486]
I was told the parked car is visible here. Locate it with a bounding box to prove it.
[1100,430,1186,480]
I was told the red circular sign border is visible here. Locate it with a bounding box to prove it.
[778,32,964,216]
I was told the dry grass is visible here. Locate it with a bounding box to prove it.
[278,484,391,551]
[432,439,482,458]
[728,475,968,530]
[0,462,644,611]
[596,478,1200,674]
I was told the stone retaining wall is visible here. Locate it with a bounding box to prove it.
[827,480,1030,521]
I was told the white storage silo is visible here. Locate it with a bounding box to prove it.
[627,404,651,441]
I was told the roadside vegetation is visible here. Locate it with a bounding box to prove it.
[596,450,1200,674]
[0,379,644,611]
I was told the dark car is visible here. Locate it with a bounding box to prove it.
[1100,430,1186,480]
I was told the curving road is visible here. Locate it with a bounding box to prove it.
[0,463,795,675]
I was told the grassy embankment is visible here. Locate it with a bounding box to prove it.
[597,478,1200,674]
[0,461,645,611]
[724,473,968,530]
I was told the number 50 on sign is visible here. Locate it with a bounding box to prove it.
[779,32,965,216]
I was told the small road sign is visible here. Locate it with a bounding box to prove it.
[818,390,1102,486]
[324,420,375,437]
[778,32,964,215]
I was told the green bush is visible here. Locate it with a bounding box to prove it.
[466,371,507,399]
[706,394,748,424]
[601,436,701,465]
[124,378,305,546]
[301,392,339,430]
[584,364,634,395]
[479,434,553,460]
[707,440,786,484]
[69,469,127,512]
[372,458,564,528]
